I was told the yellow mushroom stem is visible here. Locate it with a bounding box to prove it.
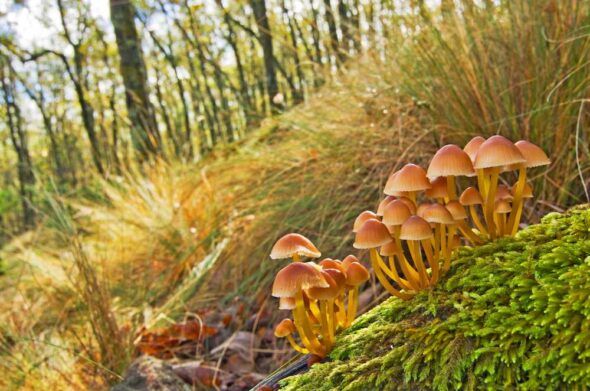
[285,334,309,354]
[334,297,347,328]
[303,294,321,324]
[408,241,429,287]
[421,239,438,284]
[469,205,488,235]
[498,213,506,236]
[294,291,325,355]
[407,191,417,206]
[369,248,413,300]
[393,228,422,290]
[319,300,333,349]
[434,225,441,257]
[388,256,414,291]
[444,225,456,271]
[376,252,412,290]
[440,224,447,269]
[447,176,457,200]
[507,165,527,236]
[327,298,336,340]
[484,168,500,239]
[457,220,483,244]
[292,254,301,262]
[345,288,358,327]
[477,169,488,200]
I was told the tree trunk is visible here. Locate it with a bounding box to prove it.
[323,0,341,65]
[281,0,304,103]
[110,0,162,159]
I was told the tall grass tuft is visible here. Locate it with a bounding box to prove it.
[394,0,590,208]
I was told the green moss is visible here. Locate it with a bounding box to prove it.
[281,206,590,390]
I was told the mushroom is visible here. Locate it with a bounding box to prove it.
[384,164,431,206]
[400,216,434,287]
[506,141,550,236]
[473,136,525,239]
[376,195,397,216]
[272,262,328,356]
[353,211,380,233]
[427,145,475,200]
[343,262,370,326]
[445,200,482,246]
[463,136,487,194]
[270,233,321,262]
[459,186,487,235]
[354,219,412,299]
[275,318,308,354]
[494,199,512,235]
[422,204,454,283]
[425,177,448,203]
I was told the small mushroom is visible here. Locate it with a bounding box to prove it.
[270,233,321,262]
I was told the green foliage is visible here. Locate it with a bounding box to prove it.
[281,206,590,390]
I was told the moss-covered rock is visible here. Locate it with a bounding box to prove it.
[281,206,590,390]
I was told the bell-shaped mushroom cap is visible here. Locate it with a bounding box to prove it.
[274,318,296,337]
[427,145,475,179]
[353,211,379,233]
[380,241,399,256]
[382,199,412,226]
[416,203,436,218]
[423,204,454,225]
[272,262,328,297]
[279,297,296,310]
[270,233,321,259]
[345,262,370,286]
[445,201,468,220]
[459,186,483,205]
[353,219,393,249]
[514,140,550,168]
[511,182,533,198]
[384,164,431,194]
[495,185,514,201]
[494,199,512,214]
[473,135,525,169]
[341,254,359,269]
[463,136,486,162]
[398,196,417,214]
[323,268,347,292]
[306,270,340,300]
[376,195,397,216]
[319,258,346,274]
[400,216,433,240]
[425,177,448,199]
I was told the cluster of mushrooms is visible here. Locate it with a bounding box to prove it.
[270,135,549,358]
[270,233,369,357]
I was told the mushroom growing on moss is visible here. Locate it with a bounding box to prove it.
[270,233,321,262]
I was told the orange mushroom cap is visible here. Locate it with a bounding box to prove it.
[398,196,417,214]
[416,203,436,218]
[345,262,370,286]
[279,297,296,310]
[319,259,346,274]
[272,262,328,297]
[495,185,514,201]
[306,270,340,300]
[274,318,296,338]
[514,140,551,168]
[376,195,397,216]
[494,199,512,214]
[473,135,525,169]
[341,254,360,269]
[463,136,486,162]
[511,182,533,198]
[425,177,448,199]
[384,164,431,195]
[270,233,321,259]
[353,219,393,249]
[427,144,475,178]
[380,241,399,256]
[323,268,347,292]
[382,199,412,226]
[445,201,468,220]
[423,204,455,225]
[400,216,433,240]
[353,211,379,233]
[459,187,483,206]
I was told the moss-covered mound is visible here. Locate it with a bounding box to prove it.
[281,206,590,390]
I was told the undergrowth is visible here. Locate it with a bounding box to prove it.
[281,205,590,390]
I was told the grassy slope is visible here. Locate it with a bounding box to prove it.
[282,206,590,390]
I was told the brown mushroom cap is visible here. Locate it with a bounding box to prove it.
[380,241,399,256]
[427,144,475,179]
[425,177,448,199]
[353,219,393,249]
[270,233,321,259]
[353,211,379,233]
[272,262,328,297]
[423,204,455,225]
[306,270,340,300]
[319,259,346,274]
[416,203,436,218]
[514,140,551,168]
[511,182,533,198]
[495,185,514,201]
[274,318,296,337]
[382,199,412,226]
[494,199,512,214]
[384,164,431,194]
[463,136,486,162]
[445,201,468,220]
[400,216,433,240]
[279,297,296,310]
[341,254,360,269]
[323,268,347,292]
[398,196,417,214]
[376,195,397,216]
[345,262,370,286]
[459,186,483,206]
[473,135,525,170]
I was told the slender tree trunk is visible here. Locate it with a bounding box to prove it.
[323,0,341,65]
[281,0,304,103]
[337,0,353,57]
[110,0,162,160]
[350,0,362,52]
